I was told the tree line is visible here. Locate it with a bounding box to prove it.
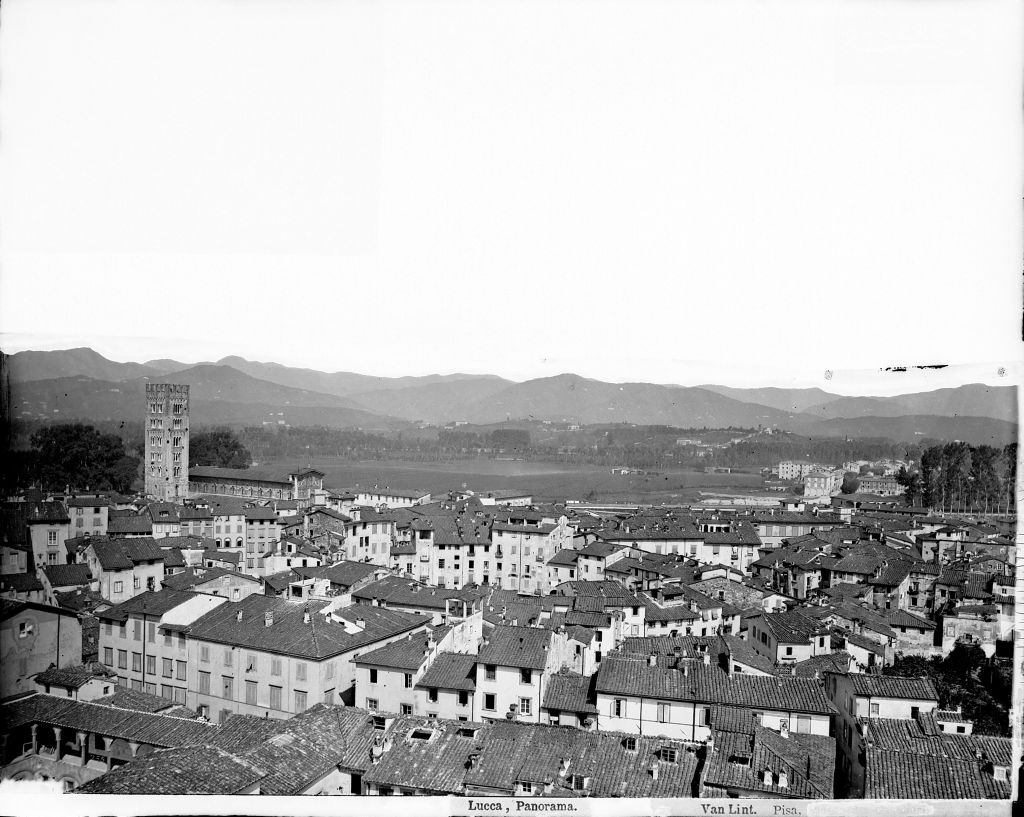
[898,441,1017,514]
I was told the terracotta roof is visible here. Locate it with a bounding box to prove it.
[702,726,834,798]
[477,626,553,670]
[0,572,44,594]
[186,594,429,660]
[541,669,597,714]
[78,744,265,794]
[107,515,154,534]
[91,537,165,569]
[98,588,199,622]
[415,652,477,691]
[35,662,115,689]
[0,693,213,747]
[846,674,938,701]
[596,654,834,714]
[356,628,452,671]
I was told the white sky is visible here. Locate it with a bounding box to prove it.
[0,0,1021,397]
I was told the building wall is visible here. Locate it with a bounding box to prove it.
[69,505,108,537]
[1,607,82,699]
[474,664,545,723]
[1,546,29,576]
[29,523,71,569]
[144,383,190,502]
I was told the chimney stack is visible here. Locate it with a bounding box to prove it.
[236,610,243,623]
[778,771,788,789]
[780,720,789,739]
[264,611,274,627]
[650,760,659,781]
[648,653,657,666]
[763,768,773,786]
[303,610,311,624]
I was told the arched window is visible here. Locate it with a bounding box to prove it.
[236,538,243,548]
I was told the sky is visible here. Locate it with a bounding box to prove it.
[0,0,1021,397]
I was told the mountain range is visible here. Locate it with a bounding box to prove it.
[2,347,1017,445]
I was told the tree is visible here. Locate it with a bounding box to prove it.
[840,472,860,494]
[190,428,252,469]
[23,423,140,493]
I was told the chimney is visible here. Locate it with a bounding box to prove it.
[778,770,788,789]
[780,720,789,739]
[650,760,659,781]
[762,768,773,786]
[558,756,571,777]
[303,610,311,624]
[648,653,657,666]
[702,651,710,666]
[264,611,274,627]
[236,610,243,623]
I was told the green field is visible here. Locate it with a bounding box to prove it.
[258,457,765,504]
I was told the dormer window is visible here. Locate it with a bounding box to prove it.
[622,736,638,752]
[571,775,587,791]
[410,728,434,741]
[659,747,678,764]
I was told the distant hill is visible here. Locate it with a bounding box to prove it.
[698,385,840,414]
[452,373,800,427]
[3,347,1015,445]
[5,347,165,383]
[215,356,506,399]
[805,384,1017,424]
[9,367,406,431]
[795,414,1017,447]
[348,378,516,422]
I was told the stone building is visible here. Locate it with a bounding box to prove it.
[144,383,190,502]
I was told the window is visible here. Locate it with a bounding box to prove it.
[869,702,880,716]
[147,622,156,643]
[520,782,533,794]
[785,647,793,656]
[485,664,496,681]
[133,576,141,590]
[144,682,156,696]
[910,706,920,718]
[118,650,128,669]
[269,685,282,709]
[296,662,307,682]
[519,697,532,716]
[48,530,58,545]
[200,644,210,663]
[271,656,281,676]
[659,747,678,764]
[457,690,469,707]
[369,668,378,684]
[245,680,257,705]
[118,621,127,639]
[199,671,211,694]
[520,668,533,684]
[176,660,186,680]
[571,775,586,791]
[222,676,233,700]
[623,736,638,752]
[657,702,670,723]
[484,693,496,711]
[132,652,142,672]
[146,655,156,675]
[224,648,233,668]
[161,684,173,700]
[162,658,173,677]
[366,697,379,711]
[428,688,438,703]
[614,698,625,717]
[295,690,307,711]
[114,580,124,594]
[323,688,335,705]
[404,672,413,688]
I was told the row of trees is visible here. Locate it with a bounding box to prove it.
[7,424,140,494]
[902,442,1018,513]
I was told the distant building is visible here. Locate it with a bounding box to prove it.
[1,599,83,700]
[144,383,190,502]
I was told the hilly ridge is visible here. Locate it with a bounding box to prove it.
[2,347,1016,445]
